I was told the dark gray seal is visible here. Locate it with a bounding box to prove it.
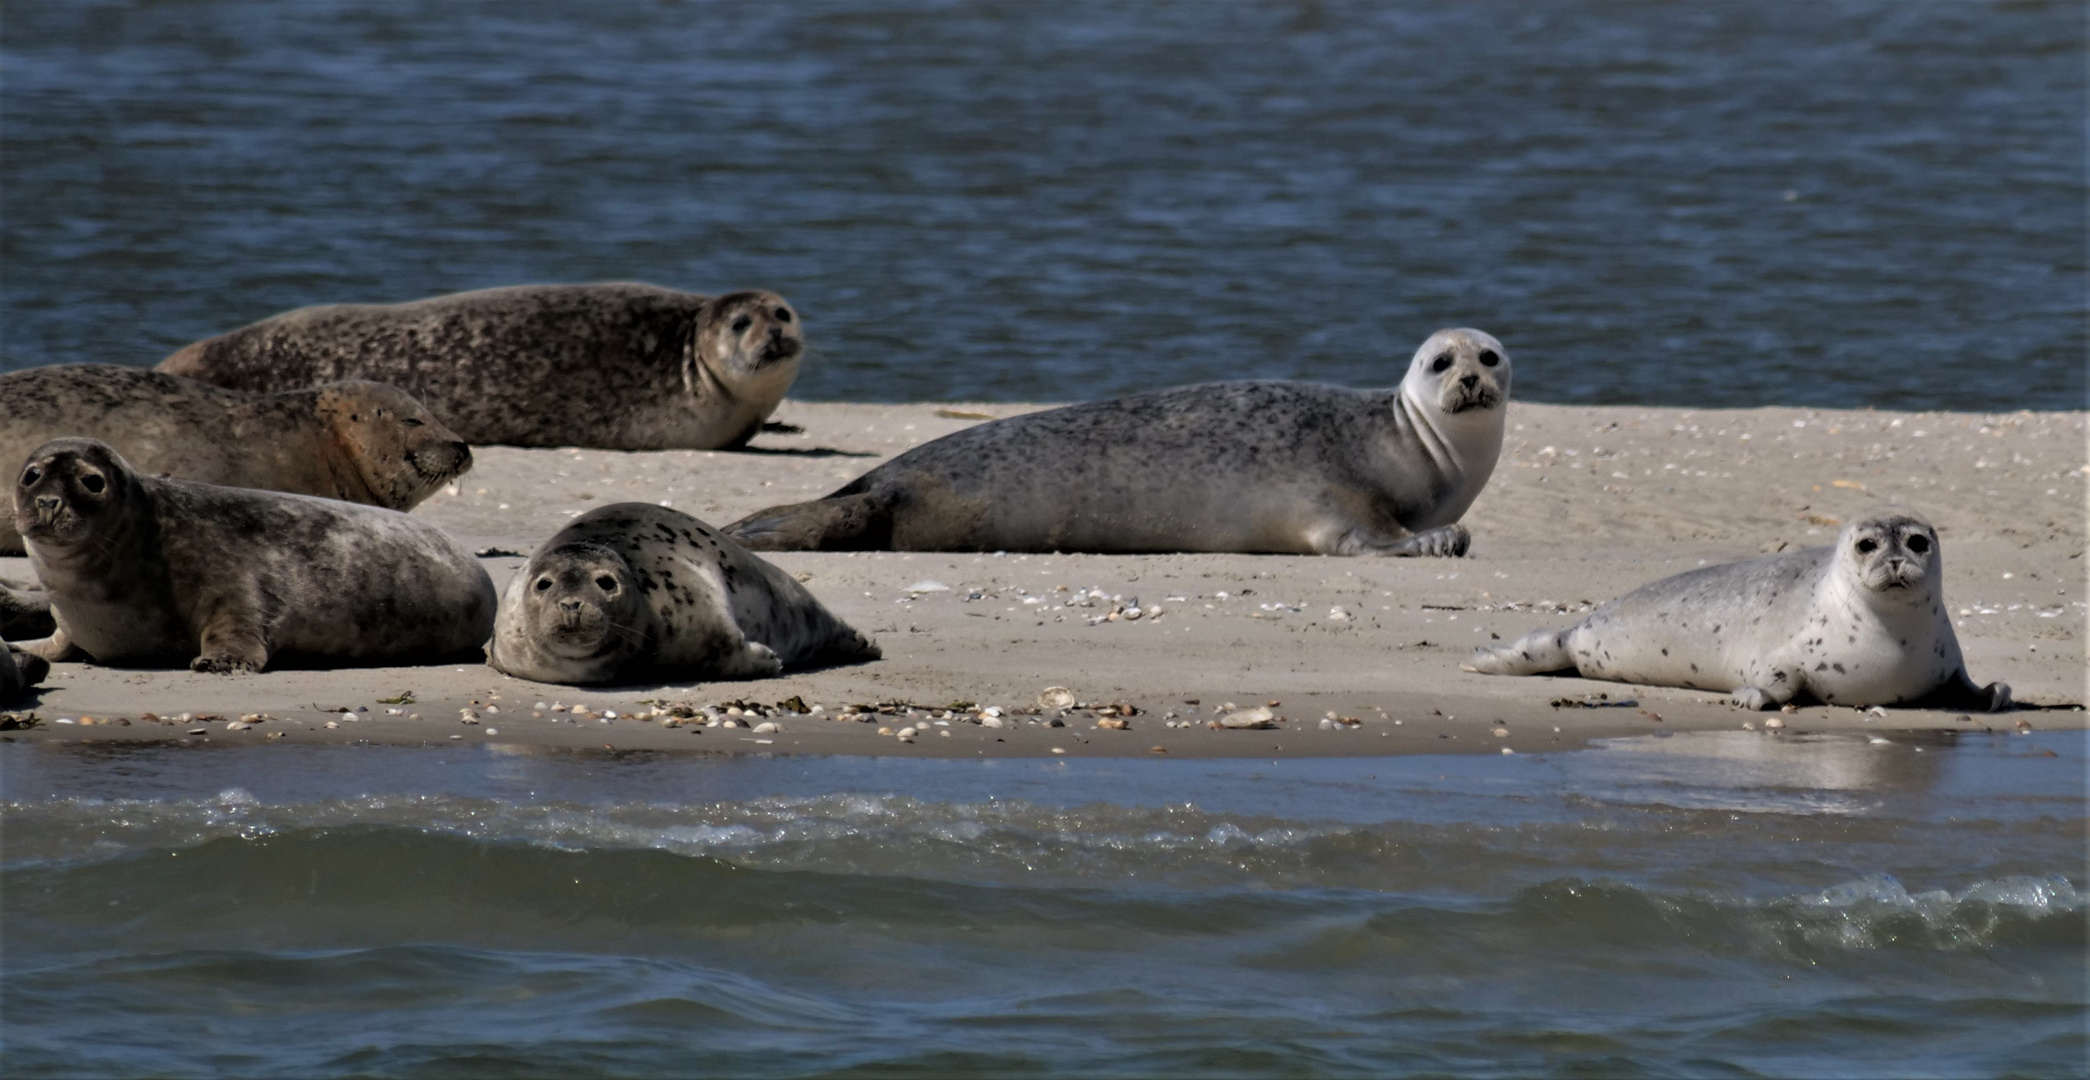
[0,642,46,706]
[0,365,470,555]
[158,283,804,449]
[726,328,1509,556]
[1463,512,2011,711]
[488,502,879,686]
[14,438,496,673]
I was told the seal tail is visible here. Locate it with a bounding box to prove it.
[1462,628,1575,676]
[724,492,894,551]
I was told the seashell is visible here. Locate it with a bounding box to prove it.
[895,726,917,738]
[1037,687,1075,710]
[980,716,1006,729]
[1763,716,1785,730]
[1050,747,1067,755]
[1098,718,1129,730]
[753,721,780,734]
[323,721,339,730]
[225,721,252,732]
[484,728,498,735]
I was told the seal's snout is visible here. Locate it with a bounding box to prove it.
[761,332,803,364]
[1460,374,1479,389]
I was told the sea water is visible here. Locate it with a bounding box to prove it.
[1,1,2081,410]
[2,730,2081,1077]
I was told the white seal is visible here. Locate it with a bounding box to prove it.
[1464,512,2010,710]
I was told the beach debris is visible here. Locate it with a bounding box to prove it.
[1492,725,1510,738]
[935,408,997,420]
[1639,709,1665,723]
[1868,736,1891,745]
[484,728,498,736]
[225,720,253,732]
[1500,747,1515,755]
[1763,717,1785,730]
[377,691,416,705]
[2015,719,2033,735]
[324,720,339,729]
[1216,705,1278,730]
[1037,686,1076,710]
[1549,693,1638,709]
[752,721,780,734]
[904,580,951,594]
[1864,706,1888,720]
[0,713,40,730]
[473,546,525,558]
[187,728,208,735]
[1327,605,1351,621]
[1150,745,1166,754]
[1097,717,1129,730]
[1051,747,1066,755]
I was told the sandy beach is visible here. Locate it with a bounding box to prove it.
[4,400,2082,756]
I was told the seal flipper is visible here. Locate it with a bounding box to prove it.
[1,645,47,705]
[1463,627,1574,675]
[1341,524,1470,558]
[1,582,55,640]
[1909,671,2012,713]
[725,492,894,551]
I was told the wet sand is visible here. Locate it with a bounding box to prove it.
[4,401,2082,756]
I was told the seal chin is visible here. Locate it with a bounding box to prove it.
[407,443,473,485]
[756,335,803,367]
[1441,387,1502,415]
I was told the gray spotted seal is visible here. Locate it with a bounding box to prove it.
[0,365,471,555]
[15,438,495,672]
[158,283,804,450]
[1463,512,2011,711]
[726,328,1510,556]
[488,502,879,686]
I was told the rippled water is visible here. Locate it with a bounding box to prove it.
[2,1,2082,410]
[4,731,2082,1077]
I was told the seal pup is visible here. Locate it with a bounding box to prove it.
[726,328,1510,556]
[158,283,804,450]
[0,365,471,555]
[14,438,495,672]
[1463,512,2010,711]
[488,502,879,686]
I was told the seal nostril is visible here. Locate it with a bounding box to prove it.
[1460,374,1479,389]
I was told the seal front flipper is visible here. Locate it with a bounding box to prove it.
[709,640,784,680]
[190,607,270,674]
[1464,628,1573,675]
[1,582,55,640]
[1911,671,2013,713]
[725,492,894,551]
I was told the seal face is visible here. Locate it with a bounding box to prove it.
[724,328,1510,557]
[14,438,495,673]
[0,365,470,555]
[1462,512,2011,711]
[488,502,879,686]
[158,283,805,450]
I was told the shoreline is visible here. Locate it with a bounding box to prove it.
[4,400,2083,758]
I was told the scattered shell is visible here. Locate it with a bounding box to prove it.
[225,721,252,732]
[1051,747,1067,755]
[1868,736,1891,745]
[187,727,208,735]
[980,716,1006,729]
[484,728,498,736]
[1763,717,1785,730]
[1864,706,1888,719]
[753,722,780,734]
[905,580,952,593]
[1097,717,1129,730]
[1328,606,1351,621]
[1037,687,1076,710]
[896,726,918,738]
[2015,720,2033,734]
[939,729,951,738]
[1491,726,1510,739]
[1149,745,1167,754]
[877,726,894,736]
[659,717,681,728]
[1500,747,1515,755]
[449,734,462,740]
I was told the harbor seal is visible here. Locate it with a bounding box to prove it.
[725,328,1510,556]
[488,502,879,686]
[15,438,496,672]
[0,643,46,706]
[1463,512,2011,711]
[0,365,470,555]
[158,283,804,450]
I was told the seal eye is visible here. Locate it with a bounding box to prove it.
[534,578,553,593]
[1855,538,1878,554]
[1906,534,1931,554]
[1479,350,1499,367]
[731,315,753,334]
[775,308,792,323]
[1431,353,1453,373]
[80,474,106,494]
[594,575,619,593]
[20,467,39,486]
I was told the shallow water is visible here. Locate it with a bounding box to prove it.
[4,730,2082,1077]
[2,1,2083,410]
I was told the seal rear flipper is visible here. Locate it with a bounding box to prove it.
[1462,627,1573,675]
[724,492,894,551]
[1343,524,1470,558]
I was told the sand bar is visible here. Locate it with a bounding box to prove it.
[4,401,2082,757]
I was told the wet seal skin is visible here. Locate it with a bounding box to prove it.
[1464,512,2011,711]
[14,438,495,673]
[489,502,879,686]
[726,328,1510,556]
[0,365,470,556]
[159,283,804,450]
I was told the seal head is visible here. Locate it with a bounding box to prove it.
[511,542,650,681]
[313,381,473,508]
[16,438,138,550]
